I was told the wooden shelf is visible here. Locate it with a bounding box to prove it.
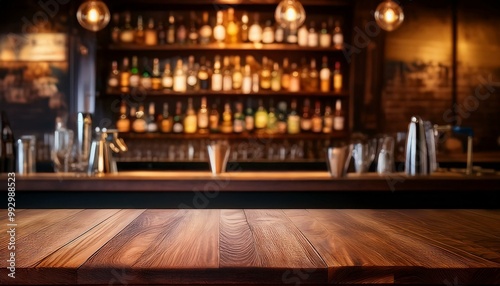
[118,131,348,140]
[107,43,346,52]
[103,88,349,97]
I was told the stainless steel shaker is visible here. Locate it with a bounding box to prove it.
[405,116,433,176]
[16,136,36,174]
[76,112,92,170]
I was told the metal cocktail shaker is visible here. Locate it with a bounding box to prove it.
[405,116,434,176]
[76,112,92,170]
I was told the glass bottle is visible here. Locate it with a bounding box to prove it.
[129,56,140,89]
[323,105,333,133]
[135,15,145,45]
[198,96,209,134]
[213,11,226,43]
[199,11,212,44]
[289,63,300,92]
[162,60,173,90]
[157,20,166,45]
[211,56,223,91]
[277,101,287,134]
[120,12,134,43]
[319,21,331,48]
[308,58,319,92]
[271,62,281,92]
[221,102,233,134]
[222,56,233,91]
[226,8,239,44]
[173,58,187,92]
[252,72,260,93]
[144,18,158,46]
[300,98,312,132]
[132,104,147,133]
[245,98,254,132]
[116,101,130,133]
[188,12,199,44]
[209,103,220,133]
[198,56,210,90]
[260,56,271,90]
[147,102,158,132]
[311,100,323,133]
[297,23,308,47]
[129,106,136,131]
[254,99,268,132]
[160,102,173,133]
[267,99,278,134]
[108,60,120,89]
[274,23,284,43]
[248,13,262,44]
[333,99,344,131]
[140,58,152,90]
[333,61,342,93]
[186,55,199,91]
[151,58,162,91]
[320,56,331,92]
[242,64,252,94]
[281,58,291,91]
[307,21,318,47]
[287,99,300,134]
[167,14,176,44]
[233,102,245,134]
[262,20,275,44]
[232,56,243,90]
[287,22,298,44]
[176,16,187,44]
[111,13,120,44]
[240,12,249,43]
[333,20,344,50]
[172,101,184,133]
[184,98,198,134]
[299,58,309,92]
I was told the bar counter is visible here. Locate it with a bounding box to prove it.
[1,209,499,285]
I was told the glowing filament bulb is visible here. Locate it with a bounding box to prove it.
[87,7,100,23]
[384,8,396,23]
[285,7,297,21]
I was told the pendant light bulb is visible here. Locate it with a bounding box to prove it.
[77,0,110,32]
[275,0,306,28]
[374,0,404,31]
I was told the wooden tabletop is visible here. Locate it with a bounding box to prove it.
[1,209,499,285]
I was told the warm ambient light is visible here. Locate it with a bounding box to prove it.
[275,0,306,28]
[374,0,404,31]
[77,0,110,32]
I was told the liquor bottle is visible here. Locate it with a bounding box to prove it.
[144,18,158,46]
[184,98,198,134]
[289,63,300,92]
[333,99,344,131]
[262,20,274,44]
[135,15,145,45]
[151,58,162,91]
[333,61,342,93]
[140,58,152,90]
[132,104,147,133]
[129,56,140,89]
[157,20,166,45]
[281,58,290,91]
[242,64,252,94]
[188,12,199,44]
[297,23,308,47]
[108,60,120,89]
[312,100,323,133]
[308,58,319,92]
[129,106,136,129]
[198,57,210,90]
[323,105,333,133]
[300,98,312,132]
[209,103,220,133]
[172,101,184,133]
[167,14,176,44]
[213,11,226,43]
[233,102,245,134]
[116,101,130,133]
[277,101,287,134]
[187,55,199,91]
[275,23,284,43]
[299,58,309,91]
[319,21,331,48]
[307,21,318,47]
[173,58,187,92]
[287,99,300,134]
[271,62,281,92]
[199,11,212,44]
[222,56,233,91]
[176,16,187,44]
[119,57,130,92]
[240,12,249,43]
[232,56,243,90]
[160,102,173,133]
[120,12,134,43]
[162,60,173,90]
[1,111,15,173]
[252,73,260,93]
[244,99,254,132]
[147,102,158,132]
[211,56,223,91]
[267,99,278,134]
[220,102,233,134]
[248,13,262,44]
[226,8,239,44]
[287,22,298,44]
[198,97,209,134]
[254,99,268,132]
[320,56,331,92]
[111,13,120,44]
[260,56,271,90]
[332,20,344,49]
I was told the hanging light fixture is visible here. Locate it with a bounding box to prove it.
[374,0,404,31]
[275,0,306,28]
[77,0,110,32]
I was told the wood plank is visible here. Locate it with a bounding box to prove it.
[78,209,220,285]
[0,209,120,285]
